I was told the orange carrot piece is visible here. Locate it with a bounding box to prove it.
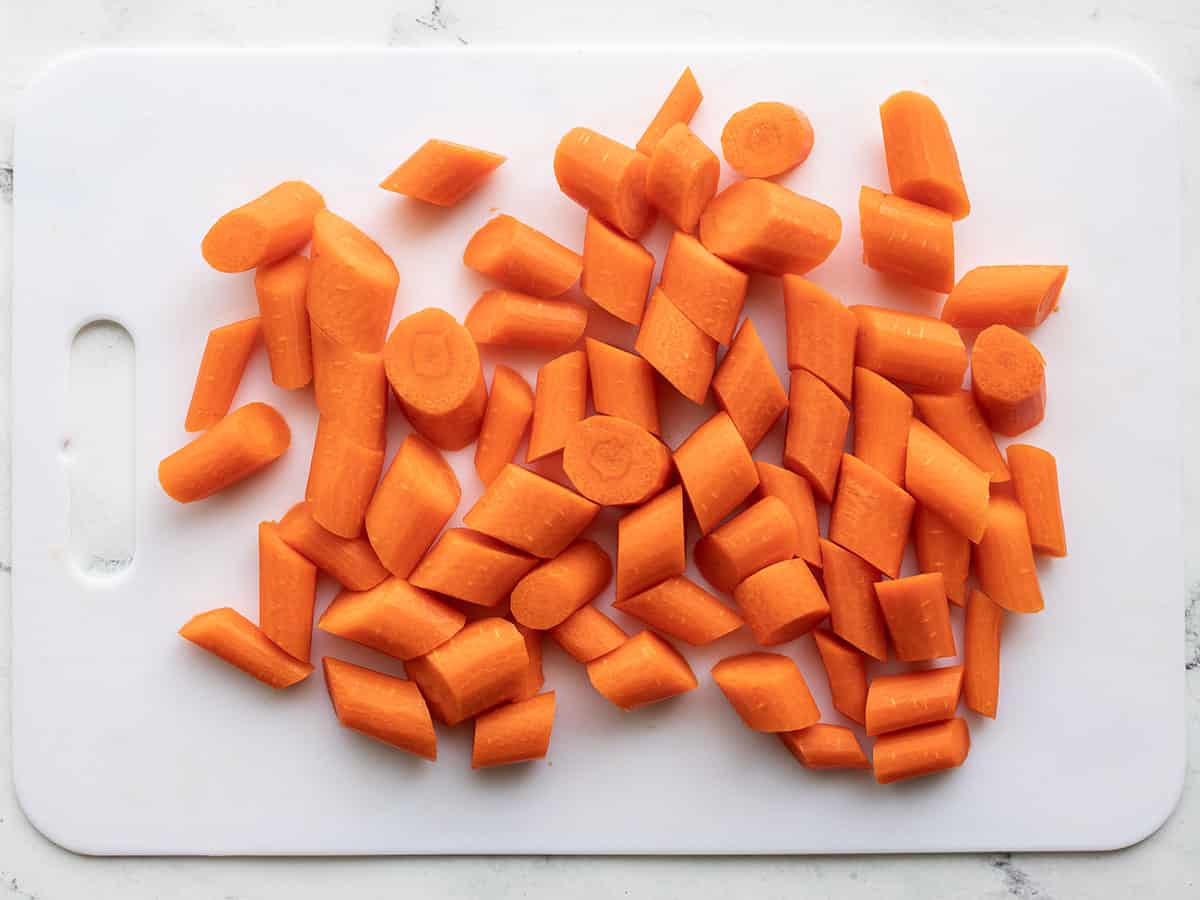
[659,231,749,345]
[720,102,814,178]
[379,139,505,207]
[409,528,537,607]
[463,464,600,558]
[913,505,970,607]
[616,485,686,601]
[527,350,588,461]
[859,186,955,293]
[510,539,612,629]
[866,665,964,736]
[307,209,398,352]
[405,618,528,726]
[971,325,1047,437]
[784,369,850,503]
[942,265,1069,328]
[699,179,841,276]
[259,521,317,662]
[384,307,487,451]
[179,607,312,688]
[550,605,628,662]
[851,305,966,392]
[585,338,660,435]
[819,538,887,661]
[905,419,989,543]
[781,276,857,402]
[712,652,820,732]
[828,454,915,579]
[1007,444,1067,557]
[512,624,545,701]
[634,288,717,404]
[472,692,556,768]
[912,389,1009,483]
[975,495,1044,613]
[812,629,869,725]
[562,415,671,506]
[673,411,759,534]
[613,576,742,646]
[711,318,788,451]
[465,290,588,352]
[964,589,1003,718]
[586,631,697,709]
[184,317,260,432]
[695,496,800,593]
[780,724,870,770]
[319,577,464,660]
[310,324,387,449]
[879,91,969,220]
[754,462,821,568]
[324,657,436,760]
[852,367,912,487]
[733,558,829,645]
[637,67,703,156]
[875,573,956,662]
[554,127,654,240]
[254,255,313,390]
[201,181,324,273]
[159,402,290,503]
[463,215,582,298]
[277,501,388,591]
[475,365,535,486]
[874,718,970,783]
[580,214,655,325]
[306,417,384,538]
[646,123,720,233]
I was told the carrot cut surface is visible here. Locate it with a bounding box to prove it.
[659,231,749,345]
[695,496,800,593]
[159,402,290,503]
[865,665,964,736]
[319,577,465,661]
[310,324,387,449]
[562,415,671,506]
[851,305,967,392]
[646,123,720,233]
[635,288,717,404]
[874,718,970,784]
[306,417,384,538]
[964,589,1003,718]
[585,338,660,435]
[879,91,970,220]
[255,255,313,390]
[465,290,588,353]
[201,180,324,273]
[278,501,389,591]
[613,576,743,646]
[942,265,1068,328]
[510,539,612,629]
[874,573,957,662]
[784,369,850,503]
[307,209,398,352]
[905,419,990,543]
[819,539,887,661]
[409,528,537,608]
[971,325,1047,437]
[512,624,545,702]
[813,629,869,725]
[179,607,312,688]
[828,454,915,579]
[712,318,788,451]
[975,495,1044,614]
[379,139,505,207]
[472,692,556,768]
[184,316,261,432]
[754,462,821,568]
[780,724,870,770]
[463,214,582,298]
[712,652,820,733]
[913,505,970,607]
[673,411,759,535]
[475,364,534,486]
[580,214,654,325]
[463,464,600,559]
[528,350,589,461]
[721,102,814,177]
[259,521,317,662]
[637,67,703,156]
[586,631,698,710]
[323,657,437,760]
[554,127,654,239]
[550,605,628,663]
[782,276,857,402]
[912,389,1009,483]
[1007,444,1067,557]
[859,186,955,293]
[616,485,686,601]
[733,558,829,646]
[852,367,912,487]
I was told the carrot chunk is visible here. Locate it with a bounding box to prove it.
[905,419,990,543]
[721,102,814,177]
[819,538,887,662]
[307,209,398,352]
[659,231,749,345]
[472,692,556,768]
[782,276,857,402]
[409,528,537,608]
[159,402,290,503]
[319,577,465,660]
[851,304,966,392]
[852,367,912,487]
[971,325,1047,436]
[646,123,720,233]
[184,316,260,432]
[324,657,437,760]
[879,91,969,220]
[306,417,384,538]
[201,180,324,273]
[964,589,1003,718]
[912,389,1009,482]
[512,624,545,701]
[712,318,788,451]
[585,338,660,435]
[179,607,312,688]
[580,214,654,325]
[733,558,829,646]
[1006,444,1067,557]
[586,632,698,710]
[828,454,915,579]
[754,462,821,568]
[975,495,1044,614]
[254,255,313,390]
[379,139,504,207]
[780,724,870,770]
[784,369,850,503]
[812,629,869,725]
[866,665,964,735]
[859,186,954,293]
[463,214,582,298]
[616,485,686,601]
[635,287,717,404]
[874,718,971,783]
[463,464,600,558]
[613,576,743,646]
[695,497,800,593]
[554,127,654,239]
[562,415,671,506]
[637,67,703,156]
[913,505,970,607]
[941,265,1068,328]
[673,411,759,535]
[712,652,820,732]
[510,539,612,629]
[277,501,388,591]
[259,521,317,663]
[528,350,589,461]
[874,572,957,662]
[474,365,535,486]
[550,606,628,663]
[465,290,588,352]
[310,324,387,449]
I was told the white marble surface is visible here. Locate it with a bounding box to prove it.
[0,0,1196,897]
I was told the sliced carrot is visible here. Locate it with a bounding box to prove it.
[463,214,582,298]
[874,718,970,784]
[634,288,717,404]
[277,501,388,591]
[409,528,538,608]
[874,573,957,662]
[695,496,800,593]
[512,624,545,702]
[784,369,850,503]
[319,577,465,660]
[712,652,820,732]
[779,724,870,770]
[659,231,749,345]
[159,402,290,503]
[307,209,398,352]
[964,589,1003,718]
[859,186,955,293]
[510,539,613,629]
[781,276,857,402]
[646,123,720,233]
[942,265,1069,328]
[554,127,654,240]
[1006,444,1067,557]
[184,317,260,432]
[472,692,556,768]
[865,665,964,736]
[699,179,842,276]
[305,417,384,538]
[323,657,436,760]
[254,255,313,390]
[179,607,312,688]
[379,139,505,207]
[550,605,628,663]
[912,389,1009,482]
[465,290,588,352]
[975,495,1044,614]
[475,365,535,485]
[613,576,743,646]
[562,415,671,506]
[616,485,686,601]
[828,454,915,579]
[905,419,990,543]
[712,318,788,451]
[637,67,703,156]
[528,350,589,462]
[733,558,829,646]
[819,538,887,662]
[812,630,869,726]
[913,505,970,607]
[463,464,600,558]
[310,323,387,449]
[852,367,912,486]
[580,214,654,325]
[851,305,966,392]
[673,411,760,534]
[585,338,660,435]
[586,631,698,710]
[384,307,487,451]
[201,180,324,273]
[258,521,317,662]
[754,462,821,569]
[971,324,1047,436]
[720,102,814,178]
[879,91,969,220]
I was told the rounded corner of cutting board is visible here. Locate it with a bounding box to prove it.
[12,767,110,858]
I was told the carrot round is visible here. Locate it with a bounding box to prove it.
[659,231,749,345]
[306,417,385,538]
[874,718,970,784]
[782,276,857,402]
[828,453,915,579]
[646,123,720,233]
[379,139,505,207]
[512,624,545,701]
[784,369,850,503]
[733,558,829,646]
[159,402,290,503]
[1006,444,1067,557]
[463,214,582,298]
[409,528,537,608]
[971,325,1047,436]
[259,521,317,663]
[179,607,312,688]
[561,415,671,506]
[754,462,821,568]
[586,631,697,710]
[720,102,814,178]
[184,316,260,432]
[780,724,870,770]
[201,180,324,273]
[472,692,556,768]
[319,577,465,660]
[554,127,654,240]
[580,213,654,325]
[463,464,600,558]
[865,665,964,736]
[712,318,788,451]
[465,290,588,352]
[307,209,398,352]
[510,539,612,629]
[550,605,628,663]
[874,572,956,662]
[475,364,535,485]
[277,501,388,591]
[879,91,969,220]
[694,496,800,593]
[942,265,1069,328]
[310,324,387,449]
[859,186,955,293]
[673,411,759,535]
[851,305,966,392]
[812,629,869,726]
[699,179,841,276]
[912,389,1009,482]
[975,495,1044,614]
[637,67,703,156]
[324,657,437,760]
[913,505,970,607]
[819,538,887,662]
[255,255,313,390]
[713,652,821,733]
[384,307,487,451]
[634,288,716,404]
[613,576,743,646]
[964,589,1003,718]
[528,350,589,461]
[616,485,685,601]
[905,419,990,543]
[585,338,660,435]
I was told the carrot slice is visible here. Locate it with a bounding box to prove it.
[310,323,387,449]
[913,505,970,607]
[874,573,956,662]
[859,186,955,293]
[971,325,1047,436]
[712,318,788,451]
[510,540,612,629]
[673,411,759,535]
[819,538,887,662]
[733,558,829,646]
[465,290,588,352]
[912,389,1009,483]
[463,464,600,558]
[474,365,535,486]
[319,577,464,660]
[277,501,388,591]
[781,276,857,402]
[754,462,822,568]
[463,214,582,298]
[379,139,505,207]
[852,367,912,487]
[851,305,966,392]
[879,91,969,220]
[637,67,703,156]
[646,123,720,233]
[324,657,436,759]
[634,287,717,404]
[905,419,990,543]
[964,589,1003,718]
[562,415,671,506]
[828,454,915,579]
[812,629,869,725]
[613,576,743,646]
[784,369,850,503]
[512,624,545,701]
[586,631,697,710]
[254,255,313,390]
[528,350,589,461]
[259,521,317,662]
[472,692,556,768]
[550,606,628,663]
[580,214,654,325]
[179,607,312,688]
[159,402,290,503]
[975,495,1044,613]
[184,317,260,432]
[721,102,814,177]
[712,652,820,732]
[201,180,324,273]
[308,209,398,352]
[780,724,870,770]
[874,718,970,783]
[554,127,654,239]
[942,265,1069,328]
[409,528,537,608]
[695,496,800,593]
[306,417,384,538]
[1006,444,1067,557]
[659,231,749,345]
[616,485,686,601]
[585,338,660,435]
[866,665,964,736]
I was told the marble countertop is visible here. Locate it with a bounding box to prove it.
[0,1,1196,897]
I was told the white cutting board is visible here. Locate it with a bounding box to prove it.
[11,48,1183,855]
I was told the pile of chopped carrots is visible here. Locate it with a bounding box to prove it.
[164,68,1068,781]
